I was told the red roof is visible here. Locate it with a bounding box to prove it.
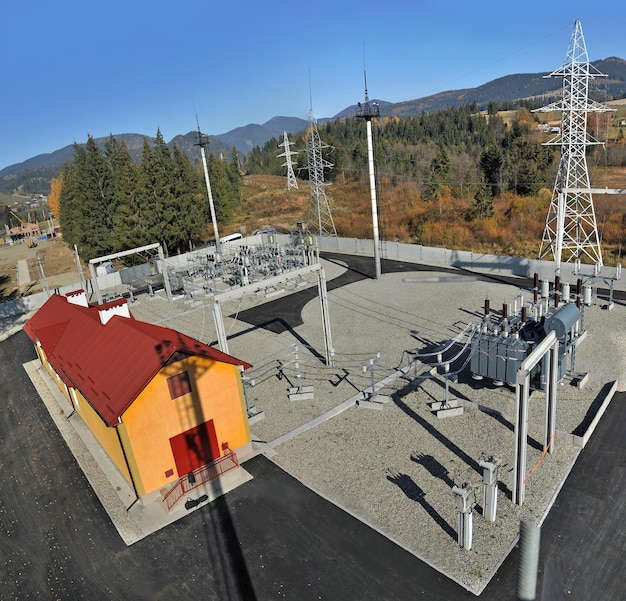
[24,294,250,427]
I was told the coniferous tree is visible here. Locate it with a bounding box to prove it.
[468,182,494,220]
[58,144,85,250]
[208,153,237,223]
[110,139,144,252]
[170,144,206,252]
[423,145,450,202]
[136,132,177,255]
[479,144,503,197]
[59,137,118,260]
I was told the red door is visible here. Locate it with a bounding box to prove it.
[169,419,219,475]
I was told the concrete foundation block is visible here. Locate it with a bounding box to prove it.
[289,392,314,401]
[288,386,314,394]
[430,399,459,411]
[248,410,265,425]
[357,399,385,410]
[435,406,464,419]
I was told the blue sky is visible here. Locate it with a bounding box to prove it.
[2,1,625,170]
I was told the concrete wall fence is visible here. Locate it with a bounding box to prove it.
[317,236,621,284]
[1,236,621,320]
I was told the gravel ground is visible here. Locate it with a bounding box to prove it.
[126,255,621,594]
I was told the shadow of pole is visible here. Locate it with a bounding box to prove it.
[391,387,482,475]
[386,472,456,541]
[410,453,455,488]
[197,494,258,601]
[158,336,258,601]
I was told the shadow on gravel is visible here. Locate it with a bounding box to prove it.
[386,472,456,541]
[572,381,616,437]
[392,387,482,476]
[222,317,326,364]
[411,453,455,488]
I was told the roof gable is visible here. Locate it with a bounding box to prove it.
[24,294,250,426]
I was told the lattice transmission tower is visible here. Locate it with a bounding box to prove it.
[303,109,337,236]
[277,131,299,189]
[534,20,613,271]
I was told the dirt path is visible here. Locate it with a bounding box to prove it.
[0,237,83,297]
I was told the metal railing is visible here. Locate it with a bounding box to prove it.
[162,448,239,512]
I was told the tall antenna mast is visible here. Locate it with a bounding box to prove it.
[277,131,299,189]
[534,20,613,273]
[356,66,381,278]
[302,79,337,237]
[194,117,222,252]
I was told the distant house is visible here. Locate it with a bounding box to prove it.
[24,292,252,507]
[9,221,41,240]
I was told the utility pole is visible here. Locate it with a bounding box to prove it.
[74,244,85,292]
[195,120,222,255]
[533,20,614,273]
[355,71,382,279]
[34,252,50,298]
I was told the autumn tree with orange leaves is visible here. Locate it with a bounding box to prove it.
[48,174,63,219]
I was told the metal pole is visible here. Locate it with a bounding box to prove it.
[35,253,50,298]
[555,190,565,275]
[366,119,381,279]
[89,263,102,305]
[74,244,85,291]
[516,521,541,601]
[513,370,530,505]
[317,267,334,366]
[212,301,229,354]
[546,343,558,453]
[199,143,221,251]
[452,484,475,549]
[157,245,172,302]
[480,457,500,522]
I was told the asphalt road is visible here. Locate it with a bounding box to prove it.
[2,253,625,600]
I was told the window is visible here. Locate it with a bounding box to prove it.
[167,371,192,400]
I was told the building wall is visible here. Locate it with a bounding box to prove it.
[70,387,132,484]
[36,345,72,403]
[121,355,251,497]
[33,343,132,486]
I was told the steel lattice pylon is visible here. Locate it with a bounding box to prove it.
[534,20,613,271]
[303,109,337,237]
[277,131,299,190]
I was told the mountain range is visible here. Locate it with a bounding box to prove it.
[2,56,626,193]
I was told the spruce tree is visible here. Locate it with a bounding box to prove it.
[170,143,206,252]
[109,139,143,253]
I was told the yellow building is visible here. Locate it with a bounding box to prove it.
[24,291,252,508]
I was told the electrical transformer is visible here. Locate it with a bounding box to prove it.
[470,303,580,390]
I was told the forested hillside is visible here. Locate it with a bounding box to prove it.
[45,100,626,266]
[241,103,626,265]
